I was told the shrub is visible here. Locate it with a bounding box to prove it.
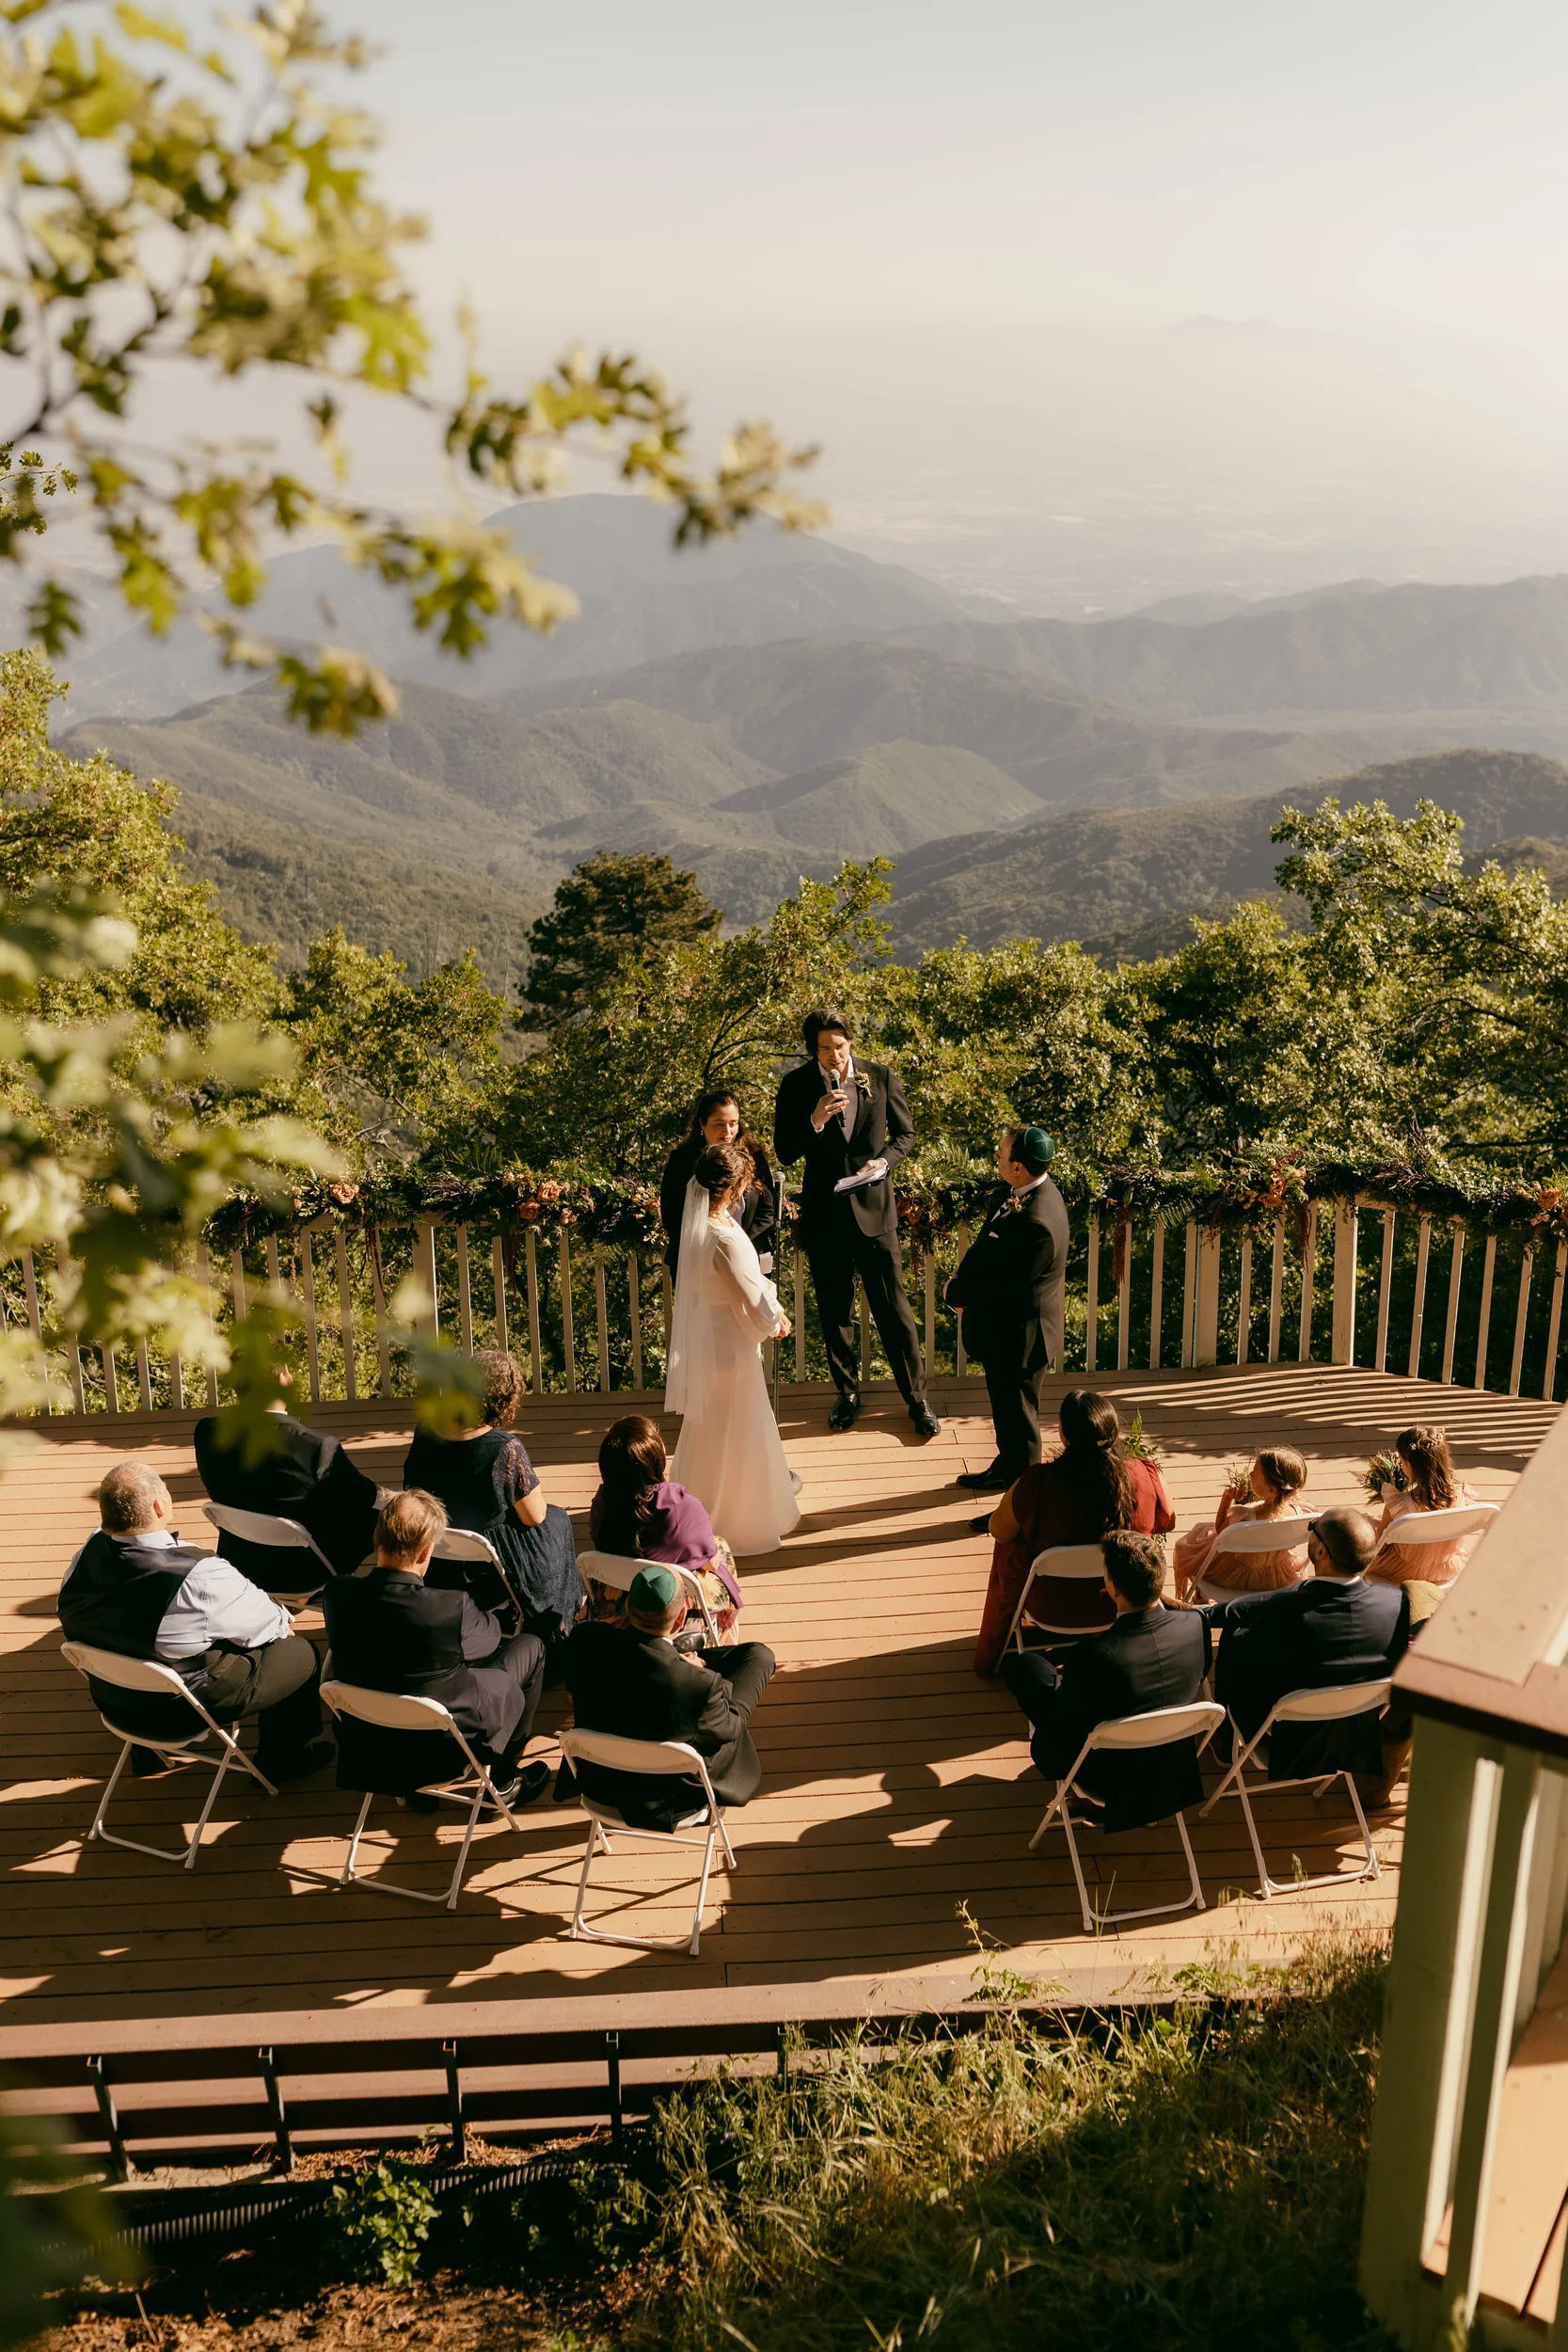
[326,2158,440,2286]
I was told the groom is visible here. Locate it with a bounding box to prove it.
[772,1007,941,1438]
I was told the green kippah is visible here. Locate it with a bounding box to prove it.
[1022,1127,1054,1170]
[629,1564,681,1614]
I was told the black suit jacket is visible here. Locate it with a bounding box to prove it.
[772,1056,913,1242]
[196,1411,378,1581]
[323,1568,516,1789]
[660,1136,777,1275]
[1207,1576,1410,1778]
[1030,1603,1212,1832]
[565,1620,762,1831]
[947,1176,1070,1371]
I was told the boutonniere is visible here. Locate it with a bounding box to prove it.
[852,1071,872,1102]
[1002,1192,1026,1215]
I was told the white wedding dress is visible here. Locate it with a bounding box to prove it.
[666,1182,800,1557]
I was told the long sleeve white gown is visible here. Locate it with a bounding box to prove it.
[668,1208,800,1558]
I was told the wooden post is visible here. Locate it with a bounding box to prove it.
[628,1248,643,1391]
[19,1248,48,1414]
[792,1252,805,1382]
[955,1224,969,1374]
[370,1231,392,1397]
[1330,1199,1358,1366]
[1195,1225,1221,1367]
[1508,1246,1533,1399]
[1544,1238,1566,1403]
[455,1224,474,1355]
[594,1247,610,1392]
[415,1219,439,1335]
[858,1286,871,1386]
[1086,1210,1106,1374]
[230,1248,246,1324]
[1267,1217,1284,1363]
[1117,1219,1132,1371]
[1373,1209,1395,1374]
[1441,1226,1465,1384]
[197,1242,219,1407]
[101,1345,119,1414]
[1148,1223,1165,1371]
[1472,1234,1497,1392]
[1236,1233,1252,1367]
[491,1234,509,1354]
[1408,1215,1433,1381]
[1180,1221,1196,1368]
[134,1340,153,1412]
[301,1232,321,1403]
[560,1229,576,1391]
[334,1229,357,1404]
[527,1227,544,1395]
[923,1248,936,1376]
[1297,1205,1317,1362]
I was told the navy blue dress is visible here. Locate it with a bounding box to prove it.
[403,1425,583,1645]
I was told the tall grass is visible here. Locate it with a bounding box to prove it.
[633,1932,1393,2352]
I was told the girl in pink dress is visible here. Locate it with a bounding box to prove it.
[1370,1423,1476,1586]
[1172,1444,1310,1600]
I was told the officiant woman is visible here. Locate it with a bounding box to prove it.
[660,1089,778,1279]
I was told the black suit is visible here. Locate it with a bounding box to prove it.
[660,1136,777,1277]
[1205,1575,1410,1779]
[772,1054,927,1407]
[323,1568,545,1791]
[1003,1603,1212,1832]
[196,1410,379,1582]
[947,1175,1070,1473]
[564,1621,776,1832]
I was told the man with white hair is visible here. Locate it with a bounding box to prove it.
[58,1459,329,1780]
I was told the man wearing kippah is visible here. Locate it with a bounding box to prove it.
[563,1563,777,1832]
[945,1127,1070,1530]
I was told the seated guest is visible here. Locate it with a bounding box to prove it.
[322,1490,549,1809]
[1205,1506,1410,1784]
[585,1414,741,1640]
[1370,1423,1478,1585]
[1171,1445,1310,1600]
[404,1349,582,1653]
[1002,1532,1212,1830]
[974,1390,1175,1676]
[563,1564,776,1832]
[195,1374,379,1583]
[58,1461,329,1781]
[661,1090,778,1278]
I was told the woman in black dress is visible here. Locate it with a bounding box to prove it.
[404,1350,582,1655]
[660,1089,778,1279]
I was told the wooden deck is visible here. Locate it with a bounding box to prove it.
[0,1366,1555,2031]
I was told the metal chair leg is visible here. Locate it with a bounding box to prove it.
[341,1791,374,1887]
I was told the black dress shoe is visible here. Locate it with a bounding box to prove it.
[969,1511,997,1535]
[490,1758,552,1811]
[828,1392,860,1432]
[256,1739,335,1784]
[956,1464,1013,1492]
[909,1405,942,1438]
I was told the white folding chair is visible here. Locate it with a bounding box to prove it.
[575,1548,721,1643]
[1199,1678,1393,1898]
[1368,1502,1498,1573]
[1030,1700,1225,1933]
[59,1639,277,1870]
[1191,1515,1313,1602]
[560,1726,735,1958]
[1006,1543,1110,1652]
[320,1679,528,1911]
[201,1502,334,1602]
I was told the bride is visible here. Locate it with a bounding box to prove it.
[667,1142,801,1557]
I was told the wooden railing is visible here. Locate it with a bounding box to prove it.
[1359,1406,1568,2347]
[6,1194,1566,1417]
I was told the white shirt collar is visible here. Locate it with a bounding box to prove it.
[112,1526,176,1549]
[1011,1169,1050,1198]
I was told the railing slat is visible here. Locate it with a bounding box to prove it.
[230,1250,246,1325]
[1267,1218,1283,1362]
[526,1228,544,1396]
[1509,1245,1534,1399]
[1544,1238,1566,1402]
[1085,1213,1100,1375]
[334,1230,356,1405]
[1408,1214,1432,1379]
[1374,1209,1396,1374]
[1148,1223,1164,1372]
[955,1225,969,1375]
[1234,1233,1252,1367]
[628,1248,643,1391]
[923,1248,936,1375]
[594,1247,610,1392]
[1180,1220,1196,1370]
[791,1252,803,1382]
[370,1230,392,1398]
[1442,1225,1465,1384]
[196,1243,218,1407]
[101,1345,118,1415]
[1297,1206,1317,1362]
[1473,1234,1497,1392]
[455,1225,473,1357]
[300,1231,320,1404]
[491,1234,509,1356]
[560,1229,576,1391]
[1117,1218,1132,1371]
[19,1248,50,1416]
[415,1220,439,1338]
[134,1340,153,1412]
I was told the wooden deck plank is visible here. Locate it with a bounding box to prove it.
[0,1365,1550,2030]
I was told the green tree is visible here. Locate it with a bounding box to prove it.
[522,851,723,1030]
[0,4,818,732]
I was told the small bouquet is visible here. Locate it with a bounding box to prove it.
[1225,1460,1254,1502]
[1365,1449,1406,1502]
[1120,1408,1162,1461]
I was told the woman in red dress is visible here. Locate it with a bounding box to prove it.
[974,1390,1175,1676]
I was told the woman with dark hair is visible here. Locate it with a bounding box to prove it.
[666,1141,800,1555]
[585,1412,742,1639]
[1370,1422,1476,1584]
[404,1349,583,1652]
[973,1389,1175,1675]
[659,1089,778,1279]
